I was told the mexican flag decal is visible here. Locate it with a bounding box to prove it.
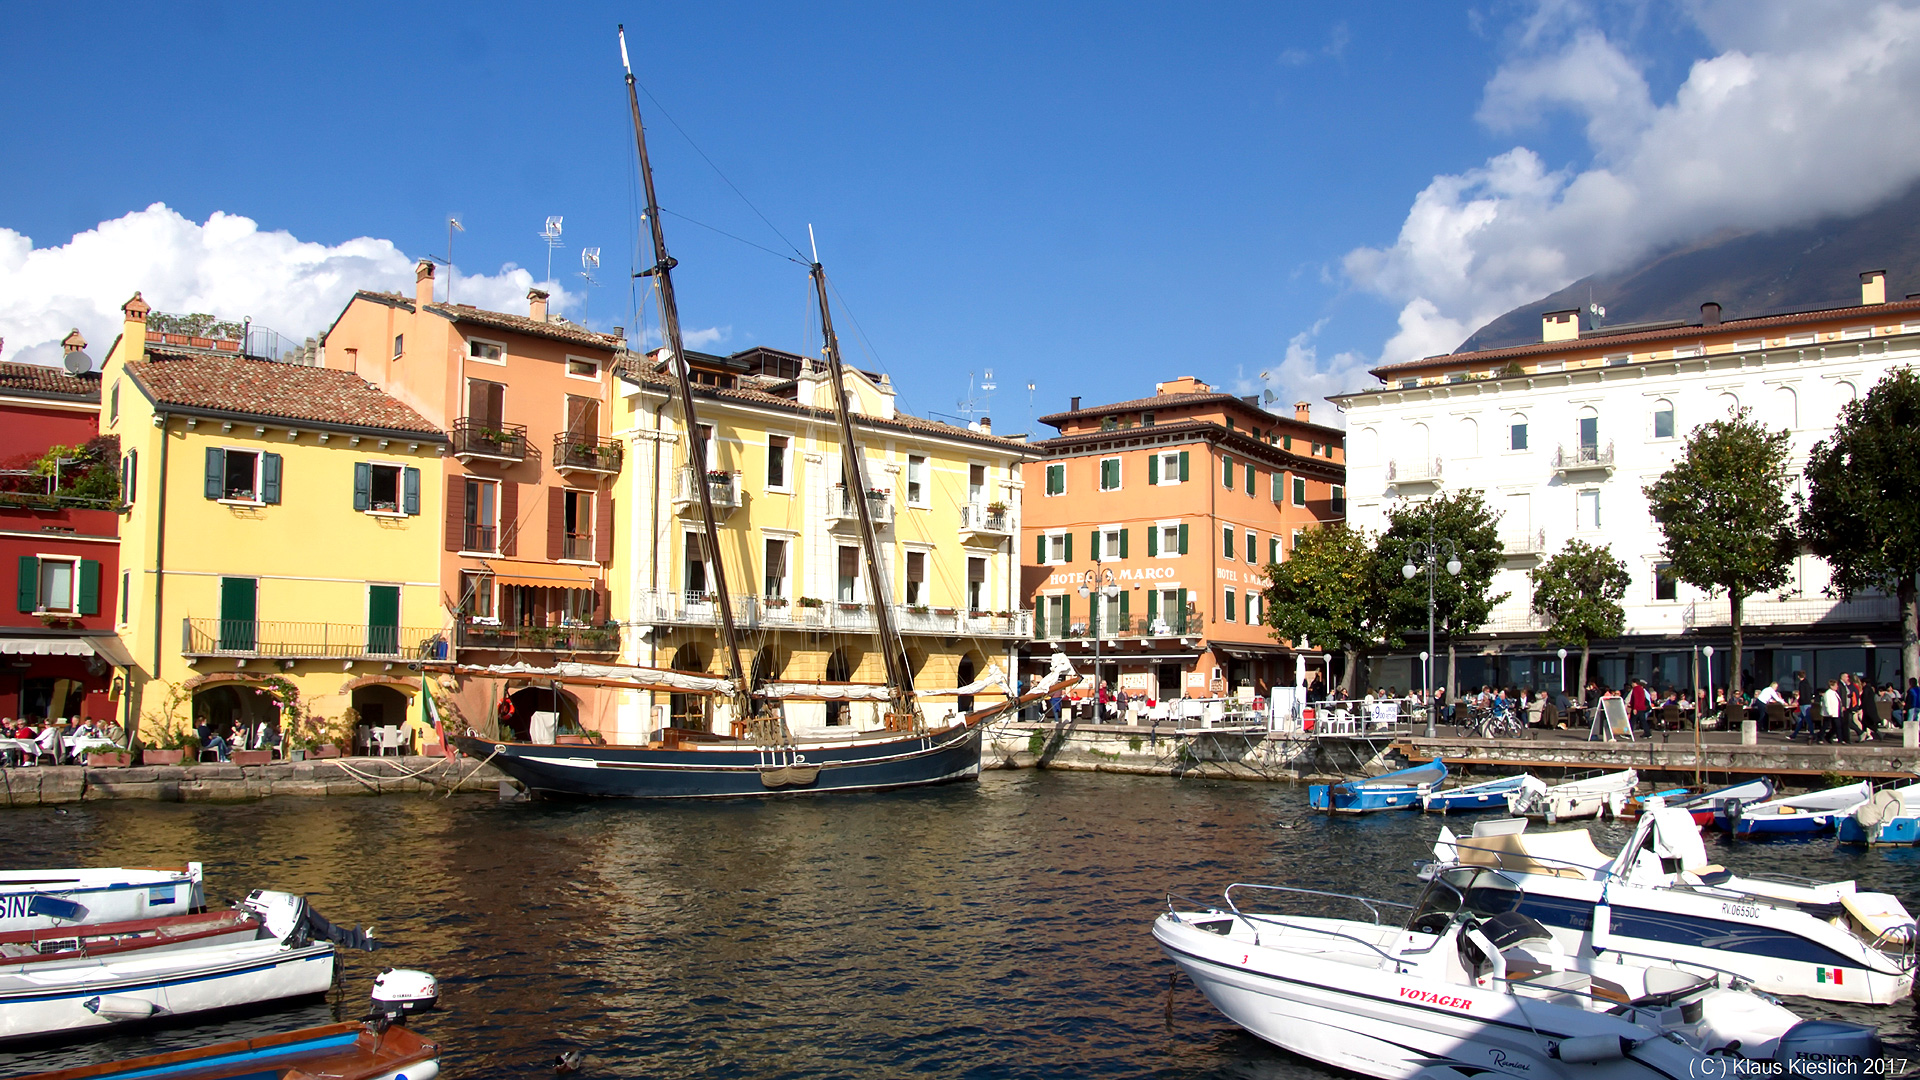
[1816,967,1844,984]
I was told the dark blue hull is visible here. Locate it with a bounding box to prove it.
[453,722,983,800]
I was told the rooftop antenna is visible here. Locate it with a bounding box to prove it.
[956,368,994,425]
[446,215,463,303]
[540,216,565,291]
[1587,287,1605,330]
[1027,379,1036,432]
[578,247,601,324]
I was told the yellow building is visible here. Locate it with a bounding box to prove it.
[606,347,1037,742]
[101,294,449,748]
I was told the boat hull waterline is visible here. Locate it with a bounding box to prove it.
[1311,757,1447,813]
[10,1019,440,1080]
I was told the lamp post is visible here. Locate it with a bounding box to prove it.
[1079,567,1117,723]
[1558,648,1568,695]
[1698,645,1713,787]
[1403,524,1461,738]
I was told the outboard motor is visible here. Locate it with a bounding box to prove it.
[1775,1019,1882,1076]
[236,890,310,944]
[369,968,440,1024]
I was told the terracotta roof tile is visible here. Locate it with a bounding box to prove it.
[132,346,444,437]
[424,302,623,350]
[0,361,101,403]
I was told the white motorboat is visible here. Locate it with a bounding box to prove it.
[1434,806,1918,1004]
[0,890,350,1042]
[1718,781,1871,838]
[1422,773,1531,813]
[1155,867,1880,1080]
[1506,770,1636,822]
[0,864,203,932]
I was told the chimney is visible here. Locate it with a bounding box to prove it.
[1241,394,1259,406]
[1541,309,1580,343]
[1069,395,1081,411]
[528,288,550,323]
[1294,401,1311,423]
[1700,301,1721,326]
[612,326,625,341]
[977,416,991,433]
[122,292,151,361]
[61,329,88,353]
[415,259,436,307]
[1861,269,1887,306]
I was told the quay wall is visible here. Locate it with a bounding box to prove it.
[0,756,506,808]
[985,722,1382,782]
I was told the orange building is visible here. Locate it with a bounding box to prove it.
[322,261,626,733]
[1020,376,1346,704]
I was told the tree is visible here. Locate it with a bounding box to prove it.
[1376,490,1508,699]
[1264,524,1383,697]
[1799,367,1920,685]
[1529,540,1630,698]
[1643,408,1795,722]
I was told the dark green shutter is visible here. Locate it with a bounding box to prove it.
[204,447,224,499]
[1119,528,1129,558]
[1119,590,1129,629]
[403,467,421,515]
[1178,451,1189,482]
[1064,532,1072,563]
[1270,537,1279,563]
[367,585,400,655]
[1147,526,1158,557]
[261,453,283,504]
[1089,530,1099,560]
[1034,533,1044,564]
[1226,589,1236,622]
[1061,595,1071,637]
[1147,453,1158,485]
[1222,456,1232,488]
[1146,590,1158,625]
[1177,523,1188,554]
[219,577,257,652]
[17,556,38,612]
[1223,528,1233,560]
[352,462,372,511]
[1246,465,1255,496]
[77,560,99,616]
[1272,472,1282,501]
[1176,588,1188,633]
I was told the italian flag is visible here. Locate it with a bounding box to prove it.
[1816,967,1844,985]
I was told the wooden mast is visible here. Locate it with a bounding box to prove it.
[620,26,749,711]
[809,260,920,729]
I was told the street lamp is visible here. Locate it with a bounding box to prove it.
[1558,648,1568,694]
[1079,567,1118,723]
[1698,645,1714,786]
[1403,525,1461,738]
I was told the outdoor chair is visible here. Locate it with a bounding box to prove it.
[1765,701,1790,733]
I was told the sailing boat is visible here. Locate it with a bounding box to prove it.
[451,27,1073,799]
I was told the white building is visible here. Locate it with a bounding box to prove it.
[1332,270,1918,698]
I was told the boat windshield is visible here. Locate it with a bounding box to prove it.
[1405,866,1523,935]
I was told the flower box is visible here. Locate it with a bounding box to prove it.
[141,748,185,766]
[311,743,342,759]
[231,749,271,766]
[86,751,131,768]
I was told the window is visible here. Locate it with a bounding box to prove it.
[109,382,119,425]
[685,533,710,596]
[1037,530,1072,565]
[1654,562,1677,602]
[118,569,130,626]
[766,539,790,598]
[468,339,504,364]
[1224,587,1236,623]
[460,570,495,620]
[1150,450,1187,485]
[1653,401,1675,439]
[1097,526,1126,561]
[1331,485,1346,516]
[1510,421,1528,451]
[695,424,717,472]
[907,454,927,504]
[121,450,137,506]
[1291,528,1303,553]
[1578,415,1599,450]
[1222,526,1235,561]
[217,577,256,651]
[1246,591,1261,625]
[392,334,404,360]
[561,490,594,561]
[1576,489,1601,531]
[1245,530,1256,565]
[767,436,789,490]
[1142,411,1155,426]
[967,557,987,612]
[566,356,599,379]
[565,394,601,441]
[1292,476,1307,506]
[1269,536,1281,564]
[1221,455,1234,489]
[1045,463,1065,496]
[968,463,986,504]
[1099,457,1121,491]
[1398,379,1417,389]
[204,448,281,505]
[837,545,860,602]
[467,378,506,427]
[904,549,925,605]
[354,463,421,516]
[463,478,498,552]
[36,557,77,613]
[1244,464,1255,496]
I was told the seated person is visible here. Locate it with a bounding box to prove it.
[196,720,231,762]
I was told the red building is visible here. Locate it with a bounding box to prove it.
[0,350,127,727]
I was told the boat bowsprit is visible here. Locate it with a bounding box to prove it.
[1310,757,1447,813]
[0,865,203,933]
[1155,867,1882,1080]
[1421,773,1530,813]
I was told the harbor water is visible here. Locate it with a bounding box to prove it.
[4,769,1919,1078]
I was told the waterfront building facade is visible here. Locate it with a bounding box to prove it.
[607,347,1034,742]
[1019,376,1346,703]
[0,345,129,726]
[322,262,626,736]
[102,293,447,744]
[1334,270,1920,697]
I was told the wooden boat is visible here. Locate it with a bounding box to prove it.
[1505,769,1637,821]
[456,27,1074,800]
[0,865,203,933]
[1420,772,1529,813]
[1308,757,1446,813]
[1718,780,1870,837]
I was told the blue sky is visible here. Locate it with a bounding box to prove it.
[4,2,1916,430]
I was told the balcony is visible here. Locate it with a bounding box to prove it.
[1552,442,1615,475]
[627,590,1029,639]
[1682,595,1899,630]
[183,619,448,661]
[455,621,621,654]
[1502,529,1547,557]
[452,418,528,464]
[1386,457,1443,486]
[561,533,593,561]
[825,486,894,531]
[1034,611,1195,642]
[957,503,1012,540]
[553,432,624,476]
[1475,609,1547,635]
[670,467,742,519]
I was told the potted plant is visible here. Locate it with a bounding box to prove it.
[796,597,824,609]
[763,596,790,608]
[986,500,1009,514]
[141,726,198,766]
[907,604,930,615]
[86,748,132,768]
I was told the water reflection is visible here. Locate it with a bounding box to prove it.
[2,773,1918,1078]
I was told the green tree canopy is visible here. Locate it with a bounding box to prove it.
[1643,407,1794,711]
[1264,524,1382,695]
[1375,489,1508,696]
[1529,540,1630,696]
[1798,366,1920,682]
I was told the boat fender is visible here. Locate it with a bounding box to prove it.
[83,995,161,1021]
[1552,1034,1634,1063]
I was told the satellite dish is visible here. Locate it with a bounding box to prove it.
[62,350,92,376]
[1262,390,1278,404]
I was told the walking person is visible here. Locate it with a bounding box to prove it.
[1794,670,1814,737]
[1823,678,1846,744]
[1628,679,1652,738]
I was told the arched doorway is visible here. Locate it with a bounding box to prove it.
[192,684,281,752]
[750,646,787,689]
[505,685,579,743]
[825,648,853,726]
[669,642,711,732]
[351,684,411,730]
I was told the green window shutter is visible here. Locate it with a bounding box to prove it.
[1064,532,1072,563]
[1246,465,1255,496]
[1294,476,1306,505]
[261,453,283,504]
[1222,456,1233,488]
[352,462,371,512]
[1223,527,1234,560]
[1147,453,1158,485]
[1119,590,1129,627]
[1146,590,1158,625]
[77,560,100,616]
[204,447,224,499]
[1247,531,1255,563]
[403,467,421,515]
[1090,530,1100,560]
[1272,472,1282,502]
[17,556,38,613]
[1061,594,1071,636]
[1119,528,1129,558]
[1146,526,1158,557]
[1226,590,1235,622]
[1270,537,1280,563]
[1176,588,1188,632]
[1034,533,1045,564]
[1178,451,1189,482]
[1178,523,1189,554]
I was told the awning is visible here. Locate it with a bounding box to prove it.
[0,635,137,667]
[483,560,600,590]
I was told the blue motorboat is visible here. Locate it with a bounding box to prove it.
[1837,779,1920,845]
[1718,780,1870,837]
[1420,772,1529,813]
[1309,756,1446,813]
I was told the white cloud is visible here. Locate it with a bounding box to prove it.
[1234,318,1365,428]
[0,204,575,367]
[1343,0,1920,369]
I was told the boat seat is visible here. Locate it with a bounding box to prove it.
[1509,967,1595,1004]
[1454,828,1607,879]
[1632,966,1712,1007]
[1678,865,1733,886]
[1841,892,1914,943]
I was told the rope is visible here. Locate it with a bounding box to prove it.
[322,756,464,793]
[444,745,504,800]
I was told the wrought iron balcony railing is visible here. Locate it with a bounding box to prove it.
[825,486,894,529]
[455,622,621,653]
[183,619,448,660]
[553,432,623,474]
[452,418,529,463]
